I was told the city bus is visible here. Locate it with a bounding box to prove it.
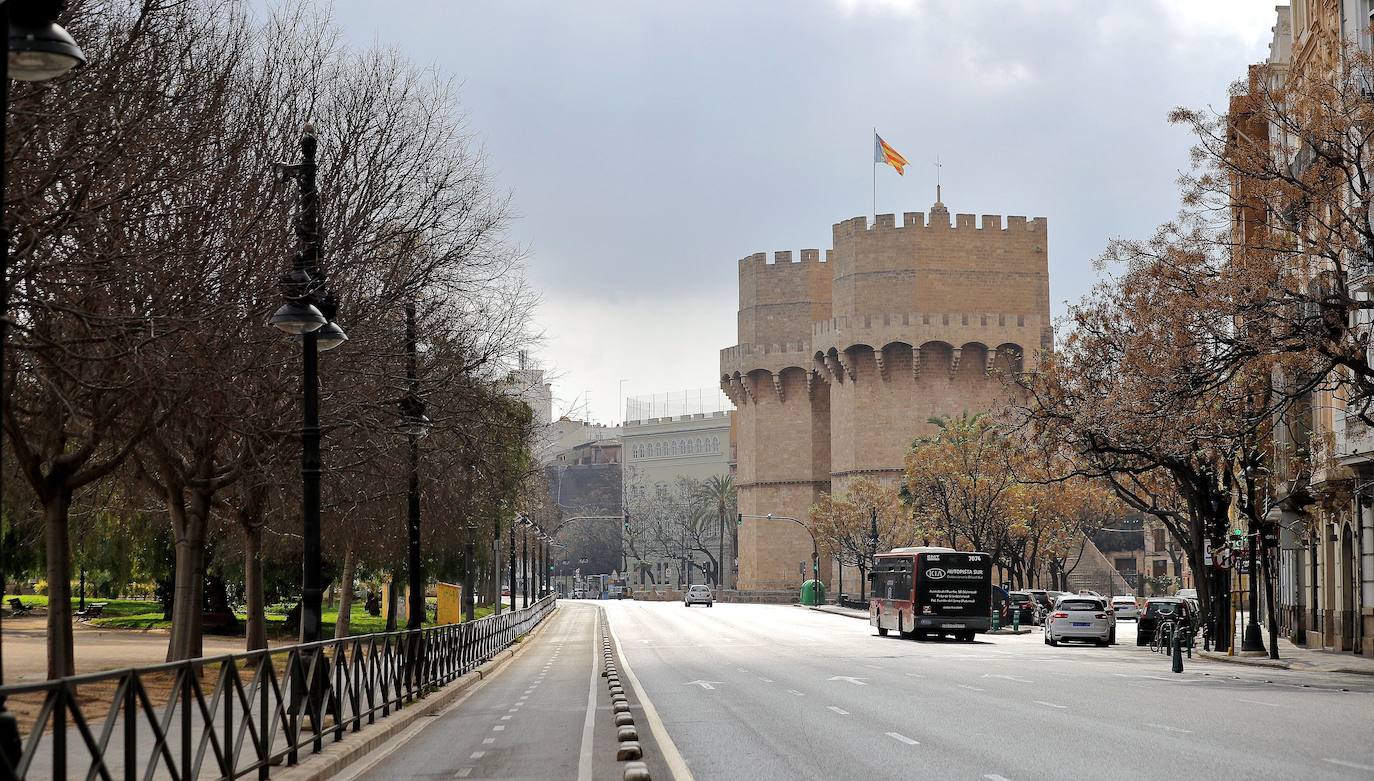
[869,547,993,641]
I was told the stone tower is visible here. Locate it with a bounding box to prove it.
[721,197,1050,592]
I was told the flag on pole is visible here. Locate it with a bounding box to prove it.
[874,132,907,175]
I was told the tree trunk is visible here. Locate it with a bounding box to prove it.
[166,490,211,662]
[44,488,75,679]
[1263,544,1279,660]
[334,546,357,640]
[244,522,267,651]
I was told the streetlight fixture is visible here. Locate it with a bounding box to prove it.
[271,124,347,648]
[0,3,85,766]
[740,513,821,602]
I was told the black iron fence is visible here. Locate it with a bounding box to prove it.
[0,594,555,781]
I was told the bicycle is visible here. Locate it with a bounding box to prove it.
[1151,618,1177,654]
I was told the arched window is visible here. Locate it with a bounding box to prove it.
[711,436,719,452]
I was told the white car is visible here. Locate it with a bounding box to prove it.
[1110,595,1139,620]
[1044,596,1116,646]
[684,584,714,607]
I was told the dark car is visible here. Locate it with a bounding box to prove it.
[1137,597,1193,646]
[1006,591,1039,626]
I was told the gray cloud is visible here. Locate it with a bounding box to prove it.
[325,0,1273,422]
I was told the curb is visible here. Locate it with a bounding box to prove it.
[806,605,1034,634]
[273,606,559,781]
[1195,649,1374,677]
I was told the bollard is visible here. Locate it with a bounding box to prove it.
[991,607,1000,632]
[1012,609,1020,632]
[1172,626,1184,673]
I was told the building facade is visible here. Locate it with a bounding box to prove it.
[621,405,733,588]
[721,195,1051,591]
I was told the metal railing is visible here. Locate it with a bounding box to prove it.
[0,593,555,781]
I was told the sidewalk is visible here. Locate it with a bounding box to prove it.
[1197,635,1374,677]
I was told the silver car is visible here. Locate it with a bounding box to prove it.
[1044,596,1116,646]
[684,584,714,607]
[1110,595,1140,621]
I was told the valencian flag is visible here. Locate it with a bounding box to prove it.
[874,132,907,175]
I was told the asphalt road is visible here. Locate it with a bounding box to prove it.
[602,600,1374,781]
[347,601,669,781]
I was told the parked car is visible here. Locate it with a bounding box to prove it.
[1006,591,1039,625]
[1137,597,1193,646]
[1044,596,1116,646]
[1110,595,1140,621]
[684,584,714,607]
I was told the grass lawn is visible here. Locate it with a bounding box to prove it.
[8,595,496,637]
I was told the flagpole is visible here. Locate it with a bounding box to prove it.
[872,127,877,222]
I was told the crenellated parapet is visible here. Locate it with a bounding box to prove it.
[831,211,1047,237]
[811,310,1045,362]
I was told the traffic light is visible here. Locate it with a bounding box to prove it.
[736,513,743,527]
[623,509,631,533]
[1229,528,1245,550]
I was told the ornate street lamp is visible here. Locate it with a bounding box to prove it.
[0,2,83,767]
[271,124,347,649]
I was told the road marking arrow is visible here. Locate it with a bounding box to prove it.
[683,680,722,690]
[827,676,868,686]
[981,674,1034,683]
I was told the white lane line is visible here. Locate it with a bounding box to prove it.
[492,725,505,732]
[787,689,806,696]
[1237,698,1279,707]
[578,609,599,781]
[482,738,495,745]
[959,685,985,692]
[827,706,850,715]
[1033,700,1068,709]
[1144,723,1192,734]
[758,677,774,683]
[454,769,472,778]
[469,751,486,759]
[509,707,520,712]
[1324,758,1374,772]
[501,715,513,720]
[605,606,696,781]
[904,673,924,678]
[984,775,1012,781]
[886,732,920,745]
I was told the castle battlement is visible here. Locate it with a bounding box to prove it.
[738,248,831,270]
[833,211,1046,237]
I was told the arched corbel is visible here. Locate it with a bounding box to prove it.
[771,371,785,402]
[985,348,998,376]
[911,345,922,379]
[949,347,962,378]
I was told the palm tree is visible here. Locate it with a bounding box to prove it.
[697,475,736,589]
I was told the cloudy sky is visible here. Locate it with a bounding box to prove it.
[328,0,1279,425]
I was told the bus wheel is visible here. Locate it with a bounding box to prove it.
[877,627,889,637]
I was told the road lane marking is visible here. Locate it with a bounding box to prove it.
[958,685,985,692]
[501,715,513,720]
[492,725,505,731]
[579,614,599,781]
[509,707,519,712]
[787,689,806,696]
[828,676,868,686]
[1324,759,1374,772]
[1144,723,1192,734]
[886,732,920,745]
[982,674,1033,683]
[1237,698,1279,707]
[827,706,850,715]
[604,606,696,781]
[469,751,486,759]
[482,738,495,744]
[1033,700,1068,709]
[904,673,924,678]
[758,677,774,683]
[454,769,472,778]
[984,775,1012,781]
[684,680,722,690]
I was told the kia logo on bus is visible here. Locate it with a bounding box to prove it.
[926,568,947,580]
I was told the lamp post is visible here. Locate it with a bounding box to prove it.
[521,519,530,608]
[508,517,517,611]
[0,2,84,765]
[739,514,819,601]
[271,124,348,647]
[400,302,430,630]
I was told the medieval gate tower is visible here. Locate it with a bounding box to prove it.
[721,195,1050,591]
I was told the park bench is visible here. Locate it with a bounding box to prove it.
[7,597,30,616]
[74,602,106,622]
